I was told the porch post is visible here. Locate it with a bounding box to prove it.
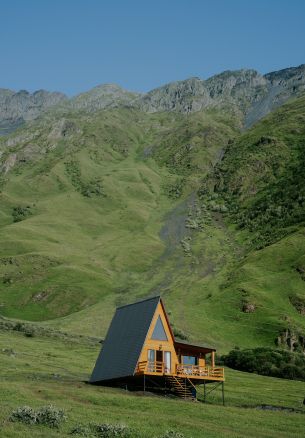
[211,351,215,368]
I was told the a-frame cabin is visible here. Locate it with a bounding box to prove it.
[90,296,224,400]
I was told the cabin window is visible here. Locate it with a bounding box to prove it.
[148,349,155,362]
[182,355,198,365]
[151,315,168,341]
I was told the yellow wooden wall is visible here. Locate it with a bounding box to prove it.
[137,302,179,373]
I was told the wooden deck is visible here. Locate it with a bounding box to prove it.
[136,361,225,381]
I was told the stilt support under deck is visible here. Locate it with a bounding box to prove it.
[201,381,224,405]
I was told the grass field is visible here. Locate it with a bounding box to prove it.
[0,329,305,438]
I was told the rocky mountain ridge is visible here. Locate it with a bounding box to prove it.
[135,64,305,126]
[0,88,67,135]
[1,64,304,134]
[68,83,142,111]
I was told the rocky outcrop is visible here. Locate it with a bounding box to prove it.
[134,64,305,126]
[276,328,305,352]
[244,64,305,127]
[1,153,17,174]
[136,77,208,113]
[0,89,67,135]
[242,302,256,313]
[47,118,81,140]
[69,83,141,111]
[290,294,305,315]
[136,70,269,114]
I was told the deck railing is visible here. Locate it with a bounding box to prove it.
[137,360,164,374]
[176,364,224,379]
[136,361,224,380]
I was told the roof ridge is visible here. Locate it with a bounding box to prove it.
[116,295,160,310]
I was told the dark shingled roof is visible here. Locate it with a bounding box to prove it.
[90,296,160,383]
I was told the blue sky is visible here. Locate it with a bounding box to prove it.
[1,0,304,95]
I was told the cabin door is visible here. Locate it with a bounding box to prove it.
[156,350,163,363]
[164,351,171,374]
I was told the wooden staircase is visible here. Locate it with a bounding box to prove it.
[165,375,196,400]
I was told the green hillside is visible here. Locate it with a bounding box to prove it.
[211,95,305,247]
[0,95,304,352]
[200,95,305,350]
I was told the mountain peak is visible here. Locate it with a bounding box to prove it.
[91,83,126,92]
[0,88,67,135]
[69,83,141,111]
[264,63,305,81]
[135,64,305,123]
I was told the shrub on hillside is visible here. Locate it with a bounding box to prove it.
[13,322,36,337]
[71,423,94,436]
[81,178,106,198]
[163,178,185,199]
[10,404,66,428]
[10,406,37,425]
[12,205,32,222]
[65,160,106,198]
[222,347,305,381]
[94,423,131,437]
[36,404,66,428]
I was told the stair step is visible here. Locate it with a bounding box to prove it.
[165,375,196,400]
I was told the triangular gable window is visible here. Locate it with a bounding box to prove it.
[151,315,168,341]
